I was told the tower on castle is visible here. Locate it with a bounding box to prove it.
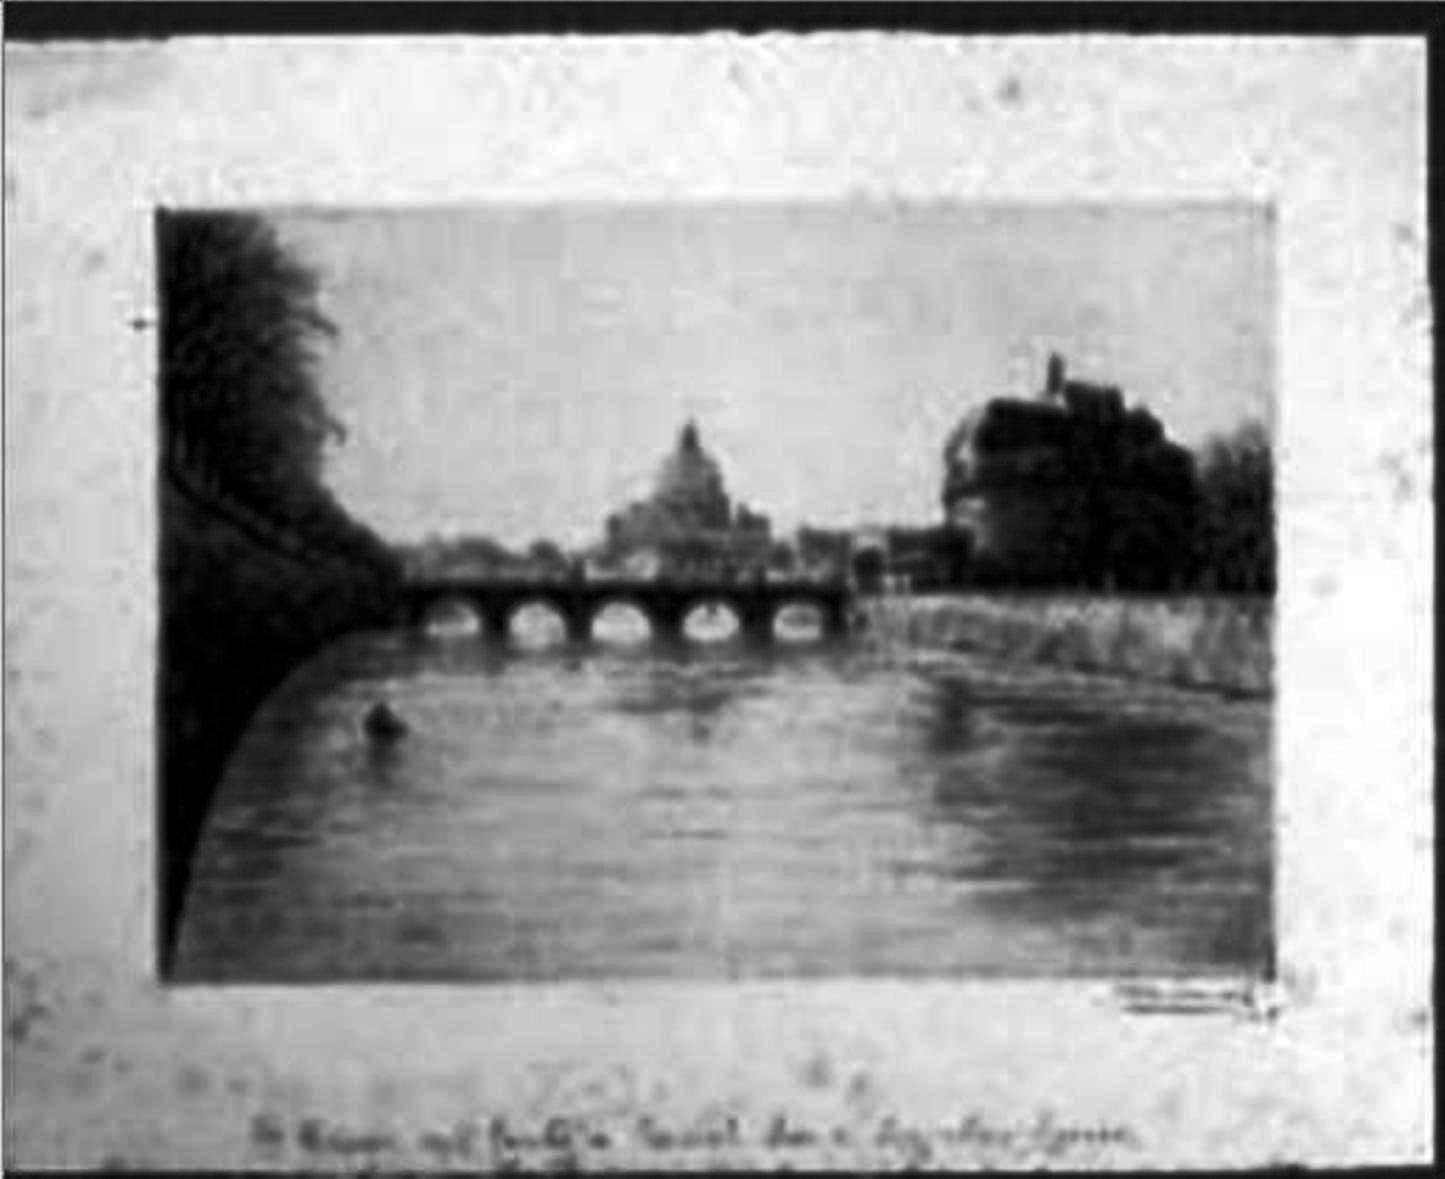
[1046,353,1066,399]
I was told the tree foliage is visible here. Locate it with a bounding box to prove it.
[158,211,393,571]
[1194,421,1275,593]
[526,539,570,570]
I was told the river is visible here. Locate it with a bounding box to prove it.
[171,612,1272,982]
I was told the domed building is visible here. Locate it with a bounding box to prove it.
[603,421,773,578]
[650,421,731,531]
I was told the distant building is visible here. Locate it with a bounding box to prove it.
[942,355,1199,589]
[794,526,853,581]
[840,523,970,593]
[604,421,773,577]
[621,550,662,579]
[399,533,522,580]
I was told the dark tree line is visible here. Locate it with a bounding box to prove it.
[1193,421,1275,594]
[158,210,394,572]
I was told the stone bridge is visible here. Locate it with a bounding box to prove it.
[399,575,852,643]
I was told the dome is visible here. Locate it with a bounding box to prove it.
[653,421,729,526]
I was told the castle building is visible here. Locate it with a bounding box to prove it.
[941,355,1199,589]
[603,421,773,577]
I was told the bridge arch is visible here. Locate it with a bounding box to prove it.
[776,594,849,641]
[502,595,576,647]
[772,598,827,642]
[413,592,486,637]
[679,597,744,643]
[589,596,656,645]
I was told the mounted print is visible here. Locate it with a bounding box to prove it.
[3,28,1430,1174]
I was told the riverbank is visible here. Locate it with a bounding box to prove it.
[159,477,398,965]
[861,593,1273,696]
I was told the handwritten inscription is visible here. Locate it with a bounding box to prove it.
[252,1108,1138,1168]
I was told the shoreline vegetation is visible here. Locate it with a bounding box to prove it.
[861,593,1272,697]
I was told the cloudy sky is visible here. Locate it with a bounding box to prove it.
[272,204,1273,548]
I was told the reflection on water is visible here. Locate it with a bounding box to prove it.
[172,630,1271,982]
[775,603,825,644]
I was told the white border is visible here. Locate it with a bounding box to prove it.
[2,35,1432,1168]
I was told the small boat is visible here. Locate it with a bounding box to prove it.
[363,701,409,742]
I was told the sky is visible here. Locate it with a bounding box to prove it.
[271,204,1274,548]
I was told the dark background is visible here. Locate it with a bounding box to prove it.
[4,1,1440,40]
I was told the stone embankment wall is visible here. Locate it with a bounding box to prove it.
[159,475,398,966]
[861,593,1273,696]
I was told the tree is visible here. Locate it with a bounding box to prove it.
[527,539,569,570]
[161,212,338,495]
[1194,421,1275,593]
[158,210,393,571]
[452,535,508,561]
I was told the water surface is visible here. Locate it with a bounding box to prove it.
[173,625,1271,981]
